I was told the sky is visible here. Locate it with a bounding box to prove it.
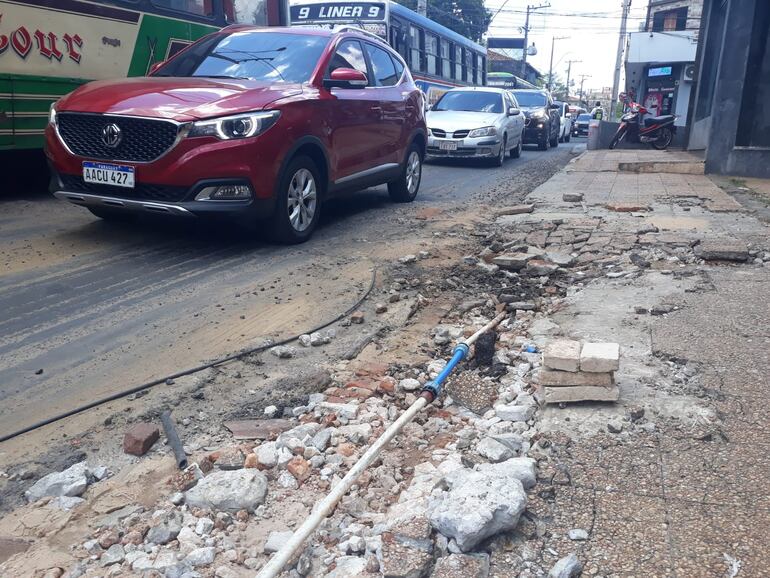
[483,0,649,93]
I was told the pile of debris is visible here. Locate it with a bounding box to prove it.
[537,340,620,404]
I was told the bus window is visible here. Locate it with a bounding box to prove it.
[152,0,213,17]
[365,44,399,86]
[440,40,450,79]
[425,33,438,76]
[225,0,268,24]
[454,46,462,80]
[465,49,472,83]
[409,26,423,72]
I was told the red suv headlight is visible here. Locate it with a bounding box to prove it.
[189,110,280,140]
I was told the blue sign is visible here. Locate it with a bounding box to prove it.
[648,66,672,77]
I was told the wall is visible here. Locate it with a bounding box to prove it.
[646,0,704,32]
[701,0,770,177]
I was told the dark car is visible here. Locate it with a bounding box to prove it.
[572,113,592,136]
[511,89,560,150]
[46,27,427,244]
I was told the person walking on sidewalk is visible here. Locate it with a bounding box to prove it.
[591,101,605,121]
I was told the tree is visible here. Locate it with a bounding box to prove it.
[394,0,491,43]
[537,73,567,99]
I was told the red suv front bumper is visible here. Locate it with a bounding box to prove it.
[45,121,291,221]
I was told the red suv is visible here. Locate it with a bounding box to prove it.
[45,27,426,243]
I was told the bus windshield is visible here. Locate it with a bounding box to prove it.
[434,91,503,113]
[512,91,547,107]
[154,31,330,83]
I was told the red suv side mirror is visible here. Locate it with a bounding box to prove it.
[148,60,166,75]
[324,68,368,89]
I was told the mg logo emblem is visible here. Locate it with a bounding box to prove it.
[102,123,122,148]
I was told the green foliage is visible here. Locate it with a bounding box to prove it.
[394,0,491,43]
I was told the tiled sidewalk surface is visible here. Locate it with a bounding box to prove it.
[493,150,770,577]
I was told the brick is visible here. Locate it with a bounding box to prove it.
[543,340,581,372]
[534,369,614,387]
[606,202,650,212]
[526,259,559,275]
[350,311,365,324]
[543,385,619,404]
[492,253,532,270]
[123,423,159,456]
[580,342,620,373]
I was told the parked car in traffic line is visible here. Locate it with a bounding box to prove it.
[572,113,592,137]
[553,101,572,143]
[46,26,427,243]
[511,89,560,151]
[426,87,525,166]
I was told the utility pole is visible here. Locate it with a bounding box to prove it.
[578,74,591,104]
[610,0,632,120]
[521,3,550,78]
[417,0,426,16]
[565,59,581,100]
[547,36,568,92]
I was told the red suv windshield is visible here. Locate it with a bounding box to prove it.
[154,31,330,83]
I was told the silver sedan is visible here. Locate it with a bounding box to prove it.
[426,87,526,166]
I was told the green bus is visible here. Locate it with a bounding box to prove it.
[0,0,286,151]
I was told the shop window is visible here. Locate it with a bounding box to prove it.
[652,7,687,32]
[736,0,770,147]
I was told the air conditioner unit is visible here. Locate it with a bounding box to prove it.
[684,64,696,82]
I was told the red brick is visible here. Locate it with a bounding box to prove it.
[287,456,311,482]
[123,422,160,456]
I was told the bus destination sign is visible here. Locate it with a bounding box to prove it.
[291,3,386,22]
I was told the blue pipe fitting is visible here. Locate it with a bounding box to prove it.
[421,343,469,403]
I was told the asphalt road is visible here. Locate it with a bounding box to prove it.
[0,141,582,440]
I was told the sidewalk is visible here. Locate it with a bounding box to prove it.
[494,149,770,577]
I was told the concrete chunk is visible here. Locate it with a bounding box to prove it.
[544,385,620,404]
[492,253,532,270]
[543,340,581,372]
[496,204,534,216]
[695,240,749,262]
[562,192,583,202]
[580,342,620,373]
[535,369,614,387]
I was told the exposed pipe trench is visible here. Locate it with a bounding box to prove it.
[256,311,507,578]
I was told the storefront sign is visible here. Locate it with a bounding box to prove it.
[648,66,672,77]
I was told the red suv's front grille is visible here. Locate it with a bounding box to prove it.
[59,174,188,203]
[57,113,180,163]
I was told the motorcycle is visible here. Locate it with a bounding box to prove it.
[609,102,676,150]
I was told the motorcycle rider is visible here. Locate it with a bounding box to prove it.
[591,101,605,121]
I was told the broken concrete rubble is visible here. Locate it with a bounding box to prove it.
[184,469,267,512]
[24,461,90,502]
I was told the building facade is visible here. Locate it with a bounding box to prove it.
[687,0,770,177]
[624,0,703,145]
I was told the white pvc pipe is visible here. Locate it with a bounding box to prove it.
[256,396,427,578]
[255,310,506,578]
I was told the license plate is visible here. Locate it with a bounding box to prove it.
[83,161,135,189]
[439,140,458,151]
